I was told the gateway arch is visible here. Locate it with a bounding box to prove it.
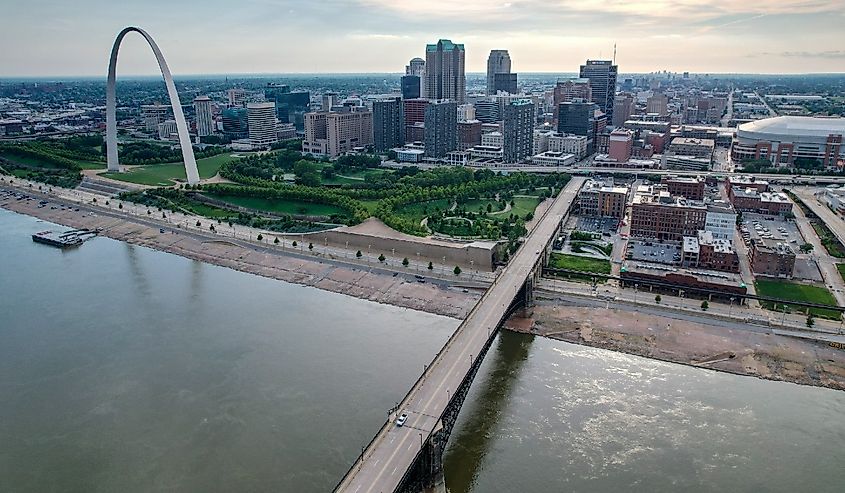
[106,27,200,185]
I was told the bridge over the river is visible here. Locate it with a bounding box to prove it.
[334,177,586,493]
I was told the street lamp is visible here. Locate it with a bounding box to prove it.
[634,283,639,304]
[729,297,736,317]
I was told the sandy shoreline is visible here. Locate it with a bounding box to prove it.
[506,303,845,391]
[1,186,480,319]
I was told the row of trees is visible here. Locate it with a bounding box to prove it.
[202,183,370,224]
[116,141,225,165]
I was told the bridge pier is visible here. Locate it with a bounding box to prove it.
[398,321,503,493]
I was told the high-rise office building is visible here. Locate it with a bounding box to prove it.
[647,92,669,116]
[458,120,482,150]
[302,109,373,158]
[457,103,475,122]
[247,102,277,147]
[424,100,458,158]
[227,88,246,107]
[553,79,592,106]
[474,100,500,123]
[486,50,512,95]
[493,73,518,95]
[502,99,534,163]
[140,103,170,132]
[612,93,634,127]
[425,39,466,103]
[265,83,310,131]
[404,98,428,125]
[193,96,214,137]
[579,60,618,122]
[558,101,597,154]
[373,97,405,152]
[221,107,248,138]
[401,75,421,100]
[322,92,338,111]
[405,57,425,98]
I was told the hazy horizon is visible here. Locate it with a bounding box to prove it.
[1,1,844,77]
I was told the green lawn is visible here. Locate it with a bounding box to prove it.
[548,253,611,274]
[755,279,840,319]
[359,199,383,214]
[208,193,347,217]
[838,264,845,283]
[101,153,243,186]
[395,199,452,223]
[460,198,505,214]
[508,196,543,218]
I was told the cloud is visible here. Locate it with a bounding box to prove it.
[755,50,845,59]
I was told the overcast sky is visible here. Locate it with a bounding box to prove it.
[2,0,844,77]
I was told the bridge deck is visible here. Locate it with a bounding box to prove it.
[335,177,585,493]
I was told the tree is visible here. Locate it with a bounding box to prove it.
[807,313,815,328]
[454,265,462,276]
[486,203,492,213]
[402,257,409,267]
[118,203,123,209]
[210,224,215,232]
[428,261,434,270]
[378,253,386,262]
[701,300,709,311]
[292,240,298,247]
[257,234,263,242]
[308,242,314,251]
[196,220,201,227]
[356,250,362,258]
[799,243,814,253]
[655,294,662,304]
[274,237,280,244]
[293,160,321,187]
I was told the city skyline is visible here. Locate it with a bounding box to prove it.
[1,0,844,77]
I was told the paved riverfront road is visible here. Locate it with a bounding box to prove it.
[335,177,585,493]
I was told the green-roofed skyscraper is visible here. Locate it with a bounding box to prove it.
[424,39,466,103]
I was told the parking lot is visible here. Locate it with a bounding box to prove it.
[626,239,681,265]
[576,216,619,235]
[739,213,804,246]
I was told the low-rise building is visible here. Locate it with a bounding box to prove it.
[705,202,738,241]
[682,231,739,272]
[729,188,793,216]
[726,175,769,197]
[531,151,576,167]
[749,238,795,278]
[578,179,628,219]
[661,175,705,201]
[630,189,707,241]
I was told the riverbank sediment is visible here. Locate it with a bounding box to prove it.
[506,304,845,390]
[1,188,479,319]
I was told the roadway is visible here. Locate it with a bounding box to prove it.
[334,176,585,493]
[792,187,845,306]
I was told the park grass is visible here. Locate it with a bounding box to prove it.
[460,198,505,215]
[359,199,383,214]
[548,252,611,274]
[838,263,845,283]
[101,153,242,186]
[754,279,840,319]
[508,196,543,218]
[395,199,451,223]
[208,193,347,217]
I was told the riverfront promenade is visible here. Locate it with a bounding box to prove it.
[334,177,585,493]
